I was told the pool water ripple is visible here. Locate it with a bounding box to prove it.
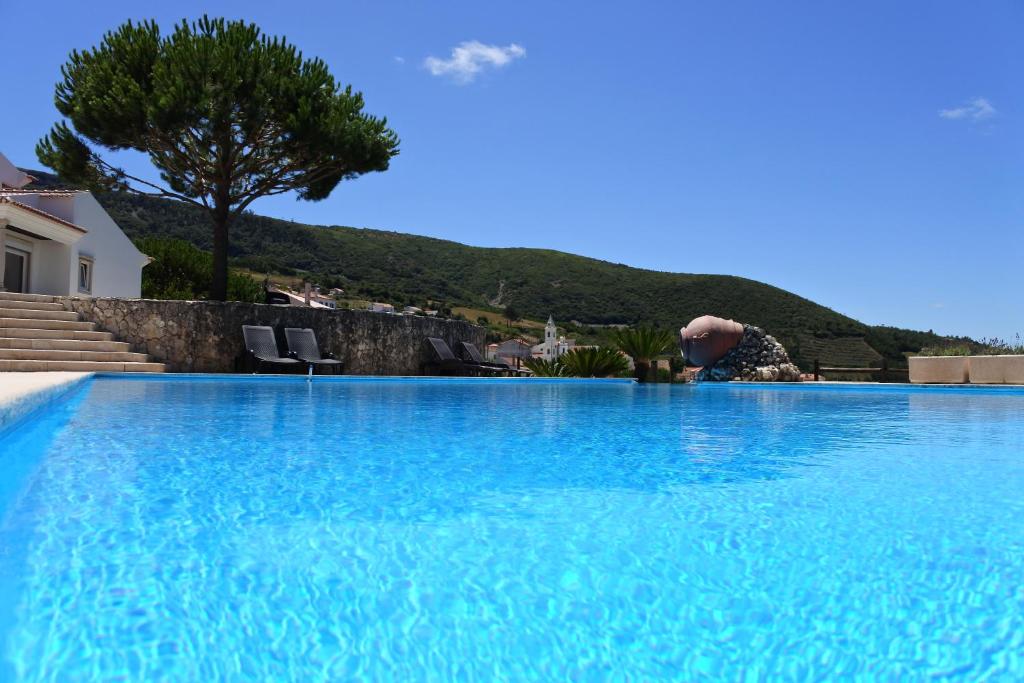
[0,378,1022,680]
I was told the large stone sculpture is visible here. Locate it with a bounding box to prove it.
[679,315,802,382]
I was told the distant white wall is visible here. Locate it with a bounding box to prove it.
[69,193,147,298]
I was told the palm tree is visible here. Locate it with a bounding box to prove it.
[559,347,629,378]
[612,327,676,382]
[523,357,568,377]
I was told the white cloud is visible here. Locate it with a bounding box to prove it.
[423,41,526,83]
[393,56,405,65]
[939,97,997,121]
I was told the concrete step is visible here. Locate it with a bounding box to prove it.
[0,317,96,331]
[0,360,165,373]
[0,292,59,304]
[0,307,80,321]
[0,299,66,312]
[0,295,162,373]
[0,337,130,352]
[0,327,113,341]
[0,349,150,363]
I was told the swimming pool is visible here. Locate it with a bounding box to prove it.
[0,376,1022,680]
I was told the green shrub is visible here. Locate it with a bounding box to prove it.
[138,237,262,302]
[918,336,1024,357]
[560,347,630,378]
[523,357,568,377]
[524,347,630,377]
[917,344,972,357]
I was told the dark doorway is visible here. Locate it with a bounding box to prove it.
[3,249,27,293]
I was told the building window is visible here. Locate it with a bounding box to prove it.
[78,256,93,294]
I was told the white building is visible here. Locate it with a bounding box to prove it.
[491,338,534,368]
[311,293,337,309]
[532,315,576,360]
[266,287,335,308]
[0,153,149,297]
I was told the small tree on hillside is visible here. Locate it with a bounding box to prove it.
[37,16,399,300]
[504,304,520,328]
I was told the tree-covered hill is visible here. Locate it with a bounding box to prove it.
[27,169,951,368]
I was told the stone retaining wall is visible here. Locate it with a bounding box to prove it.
[61,298,486,375]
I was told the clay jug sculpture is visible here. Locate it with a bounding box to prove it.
[679,315,744,367]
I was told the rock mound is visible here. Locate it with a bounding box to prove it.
[697,325,802,382]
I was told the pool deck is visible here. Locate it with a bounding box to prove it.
[0,372,93,432]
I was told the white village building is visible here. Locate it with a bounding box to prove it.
[488,338,534,369]
[0,152,149,297]
[532,315,576,360]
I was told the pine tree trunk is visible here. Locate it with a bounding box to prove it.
[211,214,230,301]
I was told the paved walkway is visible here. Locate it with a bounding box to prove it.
[0,372,91,431]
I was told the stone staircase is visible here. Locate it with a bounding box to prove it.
[0,292,165,372]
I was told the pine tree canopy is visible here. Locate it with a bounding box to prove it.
[37,16,399,299]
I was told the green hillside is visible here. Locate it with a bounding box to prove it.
[27,169,950,369]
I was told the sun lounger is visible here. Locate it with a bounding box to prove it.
[423,337,494,376]
[241,325,305,374]
[284,328,344,375]
[458,341,527,376]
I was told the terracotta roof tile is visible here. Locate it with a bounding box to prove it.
[0,188,79,196]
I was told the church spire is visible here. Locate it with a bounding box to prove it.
[544,315,556,358]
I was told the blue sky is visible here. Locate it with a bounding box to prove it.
[2,1,1021,339]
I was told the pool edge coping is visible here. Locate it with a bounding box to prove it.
[0,372,95,434]
[89,373,1024,394]
[91,372,639,384]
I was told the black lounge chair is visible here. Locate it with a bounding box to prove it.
[285,328,344,375]
[423,337,494,376]
[458,341,527,376]
[241,325,304,374]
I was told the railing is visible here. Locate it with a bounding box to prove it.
[813,359,909,382]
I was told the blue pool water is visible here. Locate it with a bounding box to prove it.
[0,377,1022,681]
